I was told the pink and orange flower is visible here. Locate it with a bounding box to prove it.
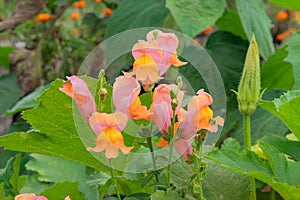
[59,76,96,121]
[126,30,187,89]
[113,76,149,120]
[179,89,224,140]
[87,112,133,159]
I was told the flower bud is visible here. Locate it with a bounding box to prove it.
[237,35,261,115]
[99,88,107,101]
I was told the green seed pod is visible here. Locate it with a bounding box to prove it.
[237,35,261,115]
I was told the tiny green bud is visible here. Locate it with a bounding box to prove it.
[98,69,105,79]
[176,76,183,89]
[237,35,261,115]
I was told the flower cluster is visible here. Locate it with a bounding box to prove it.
[60,29,223,161]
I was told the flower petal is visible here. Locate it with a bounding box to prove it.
[113,76,140,116]
[89,112,128,135]
[59,76,96,121]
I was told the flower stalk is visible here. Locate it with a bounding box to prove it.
[236,35,261,200]
[108,159,121,200]
[193,133,207,200]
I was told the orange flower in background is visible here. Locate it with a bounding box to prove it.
[94,0,102,3]
[276,10,288,21]
[72,29,79,35]
[74,0,86,9]
[87,112,133,159]
[70,12,80,20]
[276,28,300,41]
[102,8,113,16]
[201,26,213,35]
[33,13,55,23]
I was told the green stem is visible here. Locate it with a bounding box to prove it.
[147,89,159,183]
[243,114,256,200]
[194,135,206,200]
[108,159,121,200]
[167,113,176,188]
[147,134,159,182]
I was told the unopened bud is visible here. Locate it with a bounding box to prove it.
[98,69,105,79]
[176,76,183,89]
[170,90,178,111]
[99,88,107,101]
[237,35,261,115]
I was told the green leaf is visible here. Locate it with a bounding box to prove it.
[20,174,53,194]
[40,181,85,199]
[0,47,14,70]
[267,0,300,11]
[0,156,15,196]
[150,189,184,200]
[105,0,169,38]
[215,11,247,40]
[0,79,108,171]
[25,154,104,200]
[5,85,49,116]
[0,73,21,114]
[26,154,86,183]
[260,135,300,161]
[231,107,288,145]
[284,32,300,89]
[207,138,300,200]
[0,183,13,200]
[166,0,226,37]
[235,0,274,60]
[261,47,294,91]
[260,90,300,140]
[203,160,251,200]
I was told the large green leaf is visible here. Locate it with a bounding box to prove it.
[261,47,294,91]
[5,85,49,116]
[260,135,300,162]
[105,0,169,38]
[267,0,300,11]
[0,73,21,114]
[40,181,85,199]
[0,79,108,171]
[207,138,300,200]
[284,32,300,89]
[203,161,251,200]
[150,189,184,200]
[215,11,247,40]
[169,157,251,199]
[0,47,14,70]
[235,0,274,60]
[166,0,226,37]
[25,154,104,200]
[260,90,300,140]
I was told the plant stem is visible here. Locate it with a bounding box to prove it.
[243,114,256,200]
[194,135,206,200]
[167,113,176,188]
[108,159,121,200]
[147,88,159,183]
[147,132,159,182]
